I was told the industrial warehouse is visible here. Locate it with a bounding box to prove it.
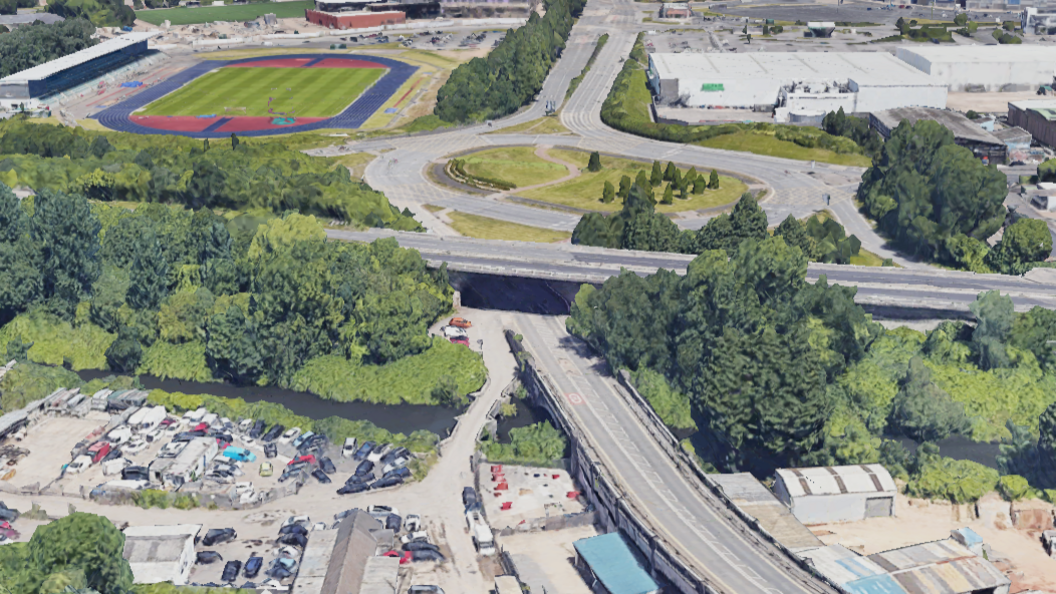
[896,45,1056,92]
[646,52,947,124]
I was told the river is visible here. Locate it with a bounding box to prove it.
[73,369,464,437]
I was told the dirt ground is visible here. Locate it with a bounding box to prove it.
[809,493,1056,593]
[500,525,597,594]
[946,91,1042,114]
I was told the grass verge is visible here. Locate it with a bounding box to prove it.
[697,132,872,167]
[460,146,568,188]
[520,149,747,213]
[327,151,378,179]
[488,116,571,135]
[448,211,572,243]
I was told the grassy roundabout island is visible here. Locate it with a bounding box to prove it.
[454,146,748,214]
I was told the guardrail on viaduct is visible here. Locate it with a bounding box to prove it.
[504,329,844,594]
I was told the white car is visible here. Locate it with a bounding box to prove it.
[366,505,398,520]
[123,438,148,455]
[341,437,357,458]
[279,428,302,445]
[238,419,254,433]
[441,325,467,339]
[67,455,92,474]
[311,522,328,531]
[259,579,288,591]
[400,530,429,545]
[383,455,411,475]
[367,444,392,463]
[404,514,421,532]
[107,426,133,445]
[239,490,259,504]
[235,481,254,495]
[282,515,311,528]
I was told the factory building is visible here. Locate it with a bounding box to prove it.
[659,3,691,18]
[798,536,1011,594]
[870,107,1010,163]
[646,52,946,123]
[121,525,202,585]
[0,32,159,110]
[896,45,1056,92]
[1022,7,1056,33]
[304,0,438,27]
[773,464,897,525]
[1009,98,1056,148]
[292,510,398,594]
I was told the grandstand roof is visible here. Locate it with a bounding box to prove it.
[0,31,160,84]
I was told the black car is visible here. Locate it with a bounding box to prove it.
[354,441,375,460]
[370,476,402,490]
[381,447,409,466]
[412,549,446,562]
[0,503,18,523]
[385,514,402,532]
[172,430,205,442]
[196,551,222,564]
[384,467,411,480]
[122,466,149,481]
[262,424,285,442]
[243,555,263,578]
[264,443,278,459]
[249,420,266,438]
[299,435,327,453]
[462,487,477,509]
[268,566,293,580]
[277,532,307,548]
[201,528,237,546]
[221,560,242,582]
[312,469,332,484]
[278,523,308,536]
[102,447,123,462]
[354,460,374,477]
[337,482,369,495]
[403,541,440,552]
[318,456,337,475]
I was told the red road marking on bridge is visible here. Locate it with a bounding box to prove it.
[566,392,585,406]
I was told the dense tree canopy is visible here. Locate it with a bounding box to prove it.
[434,0,586,122]
[0,19,97,78]
[858,119,1008,262]
[0,121,420,230]
[47,0,135,27]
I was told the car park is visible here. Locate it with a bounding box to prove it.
[123,438,148,454]
[341,437,357,458]
[221,560,242,582]
[201,528,237,546]
[279,428,301,444]
[243,555,263,578]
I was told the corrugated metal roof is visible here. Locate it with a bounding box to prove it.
[799,545,888,584]
[358,555,398,594]
[574,533,660,594]
[776,464,896,498]
[0,32,159,84]
[844,574,906,594]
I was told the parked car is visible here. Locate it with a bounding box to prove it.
[354,460,374,477]
[450,336,470,347]
[380,447,408,465]
[354,441,375,460]
[87,441,111,464]
[318,456,337,475]
[277,532,307,548]
[283,515,311,528]
[201,528,237,546]
[408,586,445,594]
[384,467,411,480]
[289,454,316,467]
[67,455,92,474]
[123,438,148,454]
[0,503,19,523]
[338,482,369,495]
[341,437,357,458]
[312,469,332,484]
[107,426,133,445]
[400,530,428,545]
[158,441,186,458]
[371,476,403,490]
[292,431,315,449]
[462,487,477,509]
[385,514,402,532]
[441,325,467,339]
[221,560,242,582]
[234,481,253,495]
[278,523,308,536]
[196,551,223,564]
[222,446,256,463]
[449,317,472,329]
[412,549,446,562]
[122,466,149,481]
[279,428,301,444]
[367,443,391,463]
[243,555,263,578]
[404,514,421,532]
[366,505,398,519]
[264,443,277,459]
[383,455,411,475]
[259,462,273,477]
[403,541,440,552]
[238,419,254,433]
[299,434,327,453]
[262,424,285,442]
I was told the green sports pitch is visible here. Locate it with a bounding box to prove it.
[138,66,384,118]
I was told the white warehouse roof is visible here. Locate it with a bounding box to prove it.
[649,52,942,88]
[897,44,1056,65]
[0,32,160,84]
[775,464,896,498]
[122,524,201,585]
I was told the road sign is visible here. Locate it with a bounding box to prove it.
[566,392,585,405]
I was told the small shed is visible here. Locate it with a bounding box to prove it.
[774,464,896,525]
[573,533,659,594]
[122,524,202,585]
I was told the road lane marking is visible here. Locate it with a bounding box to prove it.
[566,392,585,405]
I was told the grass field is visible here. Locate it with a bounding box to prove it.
[447,212,572,243]
[135,0,314,25]
[488,116,571,135]
[461,147,568,188]
[519,149,747,213]
[139,67,383,117]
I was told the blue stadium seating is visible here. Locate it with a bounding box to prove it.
[94,54,418,138]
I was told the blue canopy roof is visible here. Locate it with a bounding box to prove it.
[573,533,659,594]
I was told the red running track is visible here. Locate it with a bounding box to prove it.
[130,115,328,133]
[224,58,386,69]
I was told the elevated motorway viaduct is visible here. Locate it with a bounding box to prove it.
[328,229,1056,314]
